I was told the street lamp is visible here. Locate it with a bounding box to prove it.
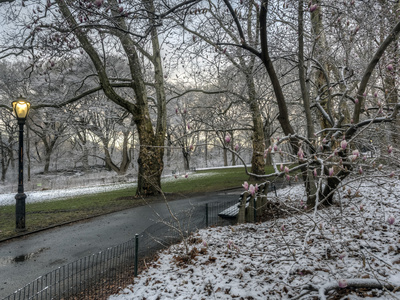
[12,96,31,231]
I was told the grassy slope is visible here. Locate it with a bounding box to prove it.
[0,166,275,240]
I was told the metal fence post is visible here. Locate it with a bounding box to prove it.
[134,234,139,277]
[205,203,209,227]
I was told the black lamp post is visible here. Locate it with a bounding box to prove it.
[12,96,31,231]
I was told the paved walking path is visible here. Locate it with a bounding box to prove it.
[0,190,240,299]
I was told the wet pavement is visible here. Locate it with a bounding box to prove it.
[0,190,240,299]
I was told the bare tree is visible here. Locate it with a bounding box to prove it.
[0,0,201,195]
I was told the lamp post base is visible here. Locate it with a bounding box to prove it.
[15,192,26,231]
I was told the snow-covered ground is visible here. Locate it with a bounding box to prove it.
[0,182,138,206]
[109,175,400,300]
[0,171,216,206]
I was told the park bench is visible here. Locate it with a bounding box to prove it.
[218,182,271,223]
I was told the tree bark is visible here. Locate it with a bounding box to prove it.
[298,0,314,139]
[55,0,167,196]
[353,20,400,123]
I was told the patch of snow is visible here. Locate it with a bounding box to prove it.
[109,174,400,299]
[0,171,217,206]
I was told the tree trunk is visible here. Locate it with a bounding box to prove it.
[223,146,228,166]
[182,147,190,171]
[82,145,89,171]
[245,70,266,178]
[298,0,314,139]
[231,131,236,166]
[0,132,5,182]
[136,121,164,196]
[249,100,265,179]
[44,149,51,174]
[205,131,208,167]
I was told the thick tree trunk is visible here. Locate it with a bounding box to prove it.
[182,147,190,171]
[136,123,164,196]
[249,100,265,179]
[44,150,51,174]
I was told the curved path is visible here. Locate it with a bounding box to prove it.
[0,189,241,299]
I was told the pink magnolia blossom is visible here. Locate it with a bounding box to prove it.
[313,168,317,177]
[309,4,318,12]
[202,240,208,247]
[340,140,348,150]
[389,172,395,178]
[95,0,103,7]
[338,280,348,288]
[387,64,394,71]
[339,253,346,260]
[374,92,378,98]
[234,144,240,151]
[242,181,249,190]
[264,149,269,158]
[273,144,278,152]
[280,164,284,172]
[189,144,194,151]
[378,164,383,171]
[388,215,395,225]
[224,135,231,144]
[297,148,304,160]
[284,166,289,174]
[248,184,256,196]
[388,145,393,154]
[329,167,334,177]
[294,175,298,182]
[187,123,191,130]
[355,98,359,104]
[227,240,233,249]
[255,184,259,192]
[352,149,360,158]
[281,224,285,232]
[286,175,290,181]
[359,166,363,175]
[185,173,188,178]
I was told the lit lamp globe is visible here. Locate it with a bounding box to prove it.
[12,96,31,121]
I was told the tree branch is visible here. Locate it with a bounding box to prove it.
[353,19,400,123]
[304,279,399,300]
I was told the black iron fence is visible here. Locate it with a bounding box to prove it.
[2,197,239,300]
